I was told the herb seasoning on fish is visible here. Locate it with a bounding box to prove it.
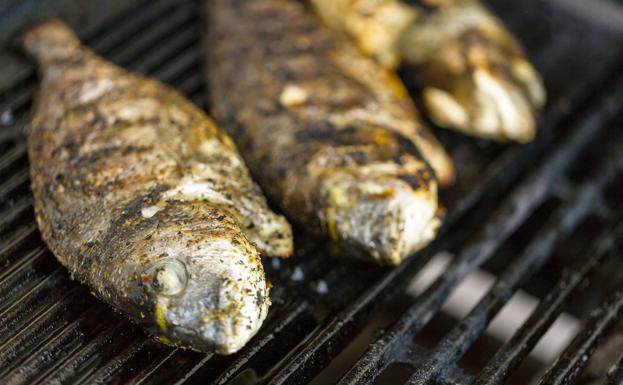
[311,0,546,142]
[204,0,451,265]
[23,21,293,354]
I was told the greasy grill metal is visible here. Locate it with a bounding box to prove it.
[0,0,622,384]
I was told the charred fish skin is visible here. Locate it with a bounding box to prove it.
[311,0,546,143]
[23,21,293,354]
[205,0,445,265]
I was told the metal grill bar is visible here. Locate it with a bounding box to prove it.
[0,223,38,265]
[0,129,21,146]
[0,247,50,313]
[130,345,178,385]
[81,338,149,384]
[538,291,623,385]
[131,28,197,76]
[0,168,28,201]
[472,229,619,385]
[0,196,31,233]
[96,342,176,384]
[0,270,74,346]
[85,0,178,55]
[407,151,621,385]
[0,288,87,377]
[105,6,194,67]
[44,321,137,384]
[0,141,25,172]
[1,300,103,384]
[606,356,623,385]
[207,301,311,384]
[0,0,181,114]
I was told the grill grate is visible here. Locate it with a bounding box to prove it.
[0,0,622,384]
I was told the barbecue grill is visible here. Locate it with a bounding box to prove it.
[1,0,622,384]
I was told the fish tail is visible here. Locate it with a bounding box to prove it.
[22,20,81,64]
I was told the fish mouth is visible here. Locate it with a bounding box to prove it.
[141,236,270,354]
[151,281,269,355]
[161,323,254,355]
[422,61,544,143]
[406,1,546,142]
[319,169,441,265]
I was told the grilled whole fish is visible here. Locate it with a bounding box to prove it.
[311,0,546,142]
[205,0,449,265]
[23,21,293,354]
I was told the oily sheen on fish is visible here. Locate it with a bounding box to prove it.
[204,0,451,265]
[23,21,292,354]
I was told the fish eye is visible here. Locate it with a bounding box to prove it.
[144,259,188,297]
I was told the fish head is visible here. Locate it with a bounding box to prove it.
[317,156,441,265]
[404,2,546,142]
[22,20,82,66]
[130,204,269,354]
[421,36,545,143]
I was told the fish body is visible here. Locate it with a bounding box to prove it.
[205,0,450,265]
[311,0,546,142]
[24,21,292,354]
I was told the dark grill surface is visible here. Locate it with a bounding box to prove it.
[1,0,623,384]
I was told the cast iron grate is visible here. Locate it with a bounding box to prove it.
[0,0,622,384]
